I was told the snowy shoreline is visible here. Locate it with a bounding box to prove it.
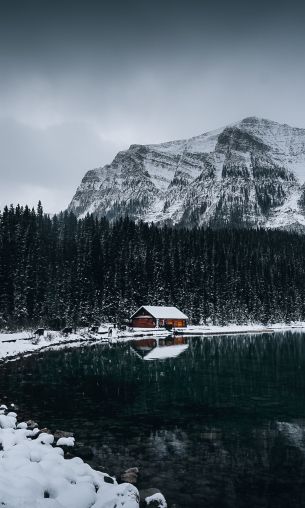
[0,404,144,508]
[175,322,305,336]
[1,322,305,362]
[108,321,305,343]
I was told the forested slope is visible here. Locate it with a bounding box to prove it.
[1,203,305,329]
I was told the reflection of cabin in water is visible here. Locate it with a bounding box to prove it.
[130,306,188,328]
[131,336,189,360]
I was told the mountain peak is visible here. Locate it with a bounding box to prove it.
[68,118,305,231]
[236,116,305,132]
[239,116,275,124]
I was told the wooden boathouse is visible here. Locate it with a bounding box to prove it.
[130,306,188,329]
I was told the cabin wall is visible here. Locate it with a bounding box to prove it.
[131,317,156,328]
[161,319,186,328]
[132,317,187,328]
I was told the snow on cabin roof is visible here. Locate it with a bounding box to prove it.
[131,306,188,320]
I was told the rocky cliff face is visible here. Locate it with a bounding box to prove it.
[68,117,305,230]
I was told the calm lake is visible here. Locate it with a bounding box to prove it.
[1,332,305,507]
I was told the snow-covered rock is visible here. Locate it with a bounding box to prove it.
[56,437,75,447]
[0,413,17,428]
[145,492,167,507]
[17,422,28,429]
[68,117,305,231]
[0,409,140,508]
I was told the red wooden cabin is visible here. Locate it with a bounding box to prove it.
[130,306,188,328]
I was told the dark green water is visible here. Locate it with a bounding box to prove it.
[1,332,305,507]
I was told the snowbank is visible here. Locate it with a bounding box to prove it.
[174,322,305,336]
[0,407,139,508]
[110,321,305,344]
[0,330,108,363]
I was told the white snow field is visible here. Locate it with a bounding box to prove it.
[0,409,141,508]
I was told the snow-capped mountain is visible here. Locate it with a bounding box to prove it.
[68,117,305,230]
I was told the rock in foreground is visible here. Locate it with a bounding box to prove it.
[0,406,141,508]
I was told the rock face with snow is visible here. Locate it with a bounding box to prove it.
[68,117,305,230]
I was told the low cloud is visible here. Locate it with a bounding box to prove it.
[0,118,121,212]
[0,0,305,212]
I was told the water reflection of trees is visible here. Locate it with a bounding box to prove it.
[2,332,305,421]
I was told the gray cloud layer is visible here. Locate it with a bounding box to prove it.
[0,0,305,212]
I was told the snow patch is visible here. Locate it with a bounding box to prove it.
[56,437,75,447]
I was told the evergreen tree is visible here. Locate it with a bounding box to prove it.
[1,203,305,329]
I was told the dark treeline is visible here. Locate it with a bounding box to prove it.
[1,202,305,329]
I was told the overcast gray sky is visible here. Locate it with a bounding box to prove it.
[1,0,305,213]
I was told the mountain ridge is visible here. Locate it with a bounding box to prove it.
[68,117,305,230]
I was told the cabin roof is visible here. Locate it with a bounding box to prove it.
[131,305,188,320]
